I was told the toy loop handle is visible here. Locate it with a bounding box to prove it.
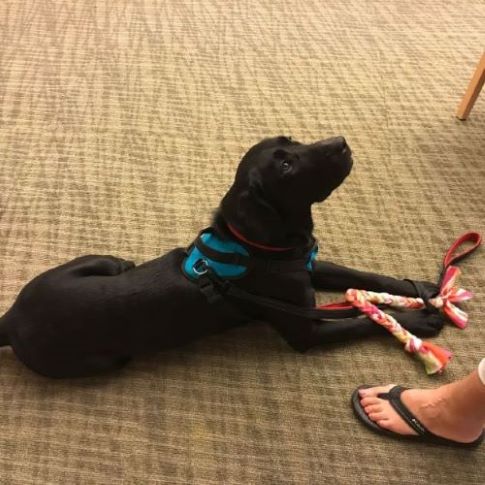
[443,232,481,269]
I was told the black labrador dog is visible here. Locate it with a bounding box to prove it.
[0,136,443,378]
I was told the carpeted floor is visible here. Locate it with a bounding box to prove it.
[0,1,484,483]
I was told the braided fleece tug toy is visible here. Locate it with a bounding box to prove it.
[345,265,470,374]
[340,233,480,375]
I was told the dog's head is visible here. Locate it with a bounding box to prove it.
[220,136,353,247]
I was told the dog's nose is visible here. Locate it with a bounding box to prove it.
[338,136,347,149]
[331,136,347,151]
[316,136,347,152]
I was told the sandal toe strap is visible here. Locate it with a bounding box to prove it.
[377,386,431,436]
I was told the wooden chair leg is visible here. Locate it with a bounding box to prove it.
[456,52,485,120]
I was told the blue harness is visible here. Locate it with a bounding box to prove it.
[183,228,361,322]
[183,229,318,281]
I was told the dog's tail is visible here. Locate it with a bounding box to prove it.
[0,315,10,347]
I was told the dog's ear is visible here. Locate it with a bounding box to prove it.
[221,170,283,245]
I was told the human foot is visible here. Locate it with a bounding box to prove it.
[357,384,484,444]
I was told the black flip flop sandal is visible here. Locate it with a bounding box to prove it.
[351,385,484,448]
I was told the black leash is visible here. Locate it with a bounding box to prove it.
[195,259,361,321]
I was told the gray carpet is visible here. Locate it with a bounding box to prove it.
[0,1,484,483]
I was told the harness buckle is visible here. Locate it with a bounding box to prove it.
[196,263,230,304]
[193,258,209,276]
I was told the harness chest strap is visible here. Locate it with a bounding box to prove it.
[193,237,311,273]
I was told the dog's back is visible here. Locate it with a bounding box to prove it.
[0,249,246,377]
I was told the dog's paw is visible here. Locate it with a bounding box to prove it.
[405,279,440,300]
[118,259,135,272]
[395,310,445,338]
[62,255,136,277]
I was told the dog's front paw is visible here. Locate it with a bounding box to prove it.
[396,309,445,338]
[404,279,439,300]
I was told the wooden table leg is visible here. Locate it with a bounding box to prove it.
[456,52,485,120]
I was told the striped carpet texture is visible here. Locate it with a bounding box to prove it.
[0,1,484,483]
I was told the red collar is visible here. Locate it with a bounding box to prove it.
[227,224,295,252]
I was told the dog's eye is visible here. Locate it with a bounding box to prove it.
[280,160,292,173]
[274,149,292,174]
